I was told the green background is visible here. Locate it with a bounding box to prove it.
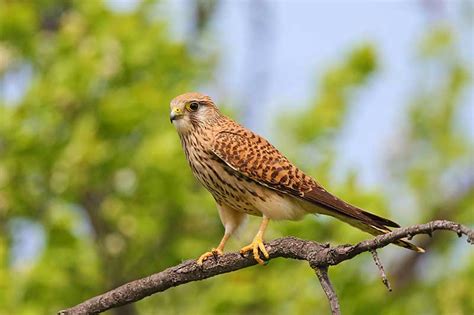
[0,1,472,314]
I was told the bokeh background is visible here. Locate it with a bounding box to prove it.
[0,0,473,314]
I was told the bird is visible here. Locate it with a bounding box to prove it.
[169,92,424,265]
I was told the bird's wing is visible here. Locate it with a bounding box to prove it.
[211,130,399,230]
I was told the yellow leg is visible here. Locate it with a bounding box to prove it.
[197,233,230,265]
[240,217,270,265]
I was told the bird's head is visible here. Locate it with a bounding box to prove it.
[170,92,220,134]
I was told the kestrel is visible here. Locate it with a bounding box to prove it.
[170,92,424,265]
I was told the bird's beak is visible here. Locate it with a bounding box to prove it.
[170,108,183,123]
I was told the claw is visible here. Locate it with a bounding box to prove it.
[240,236,269,265]
[197,248,223,265]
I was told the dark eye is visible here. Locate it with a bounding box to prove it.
[189,102,199,111]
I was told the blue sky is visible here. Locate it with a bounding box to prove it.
[213,0,430,187]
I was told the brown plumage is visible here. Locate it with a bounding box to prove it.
[170,92,424,265]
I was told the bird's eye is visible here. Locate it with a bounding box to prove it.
[187,102,199,111]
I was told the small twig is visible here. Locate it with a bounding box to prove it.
[314,267,341,315]
[370,249,392,291]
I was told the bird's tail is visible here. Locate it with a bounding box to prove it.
[320,208,425,253]
[298,186,424,252]
[300,196,425,253]
[343,213,425,252]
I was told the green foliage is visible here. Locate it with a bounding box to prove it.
[0,1,472,315]
[0,1,212,314]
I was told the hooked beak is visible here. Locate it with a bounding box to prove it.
[170,108,183,123]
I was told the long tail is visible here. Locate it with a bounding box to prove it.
[300,188,425,253]
[333,211,425,253]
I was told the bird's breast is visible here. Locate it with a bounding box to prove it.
[181,135,307,220]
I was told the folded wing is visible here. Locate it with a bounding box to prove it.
[211,130,424,253]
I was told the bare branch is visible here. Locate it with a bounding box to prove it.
[58,220,473,315]
[370,249,392,291]
[314,267,341,315]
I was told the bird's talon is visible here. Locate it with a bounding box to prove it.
[197,248,223,265]
[258,242,269,259]
[240,237,268,265]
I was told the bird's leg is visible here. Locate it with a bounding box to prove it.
[197,233,230,265]
[240,216,270,265]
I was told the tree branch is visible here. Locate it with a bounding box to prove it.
[314,266,341,315]
[59,220,473,315]
[370,249,392,291]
